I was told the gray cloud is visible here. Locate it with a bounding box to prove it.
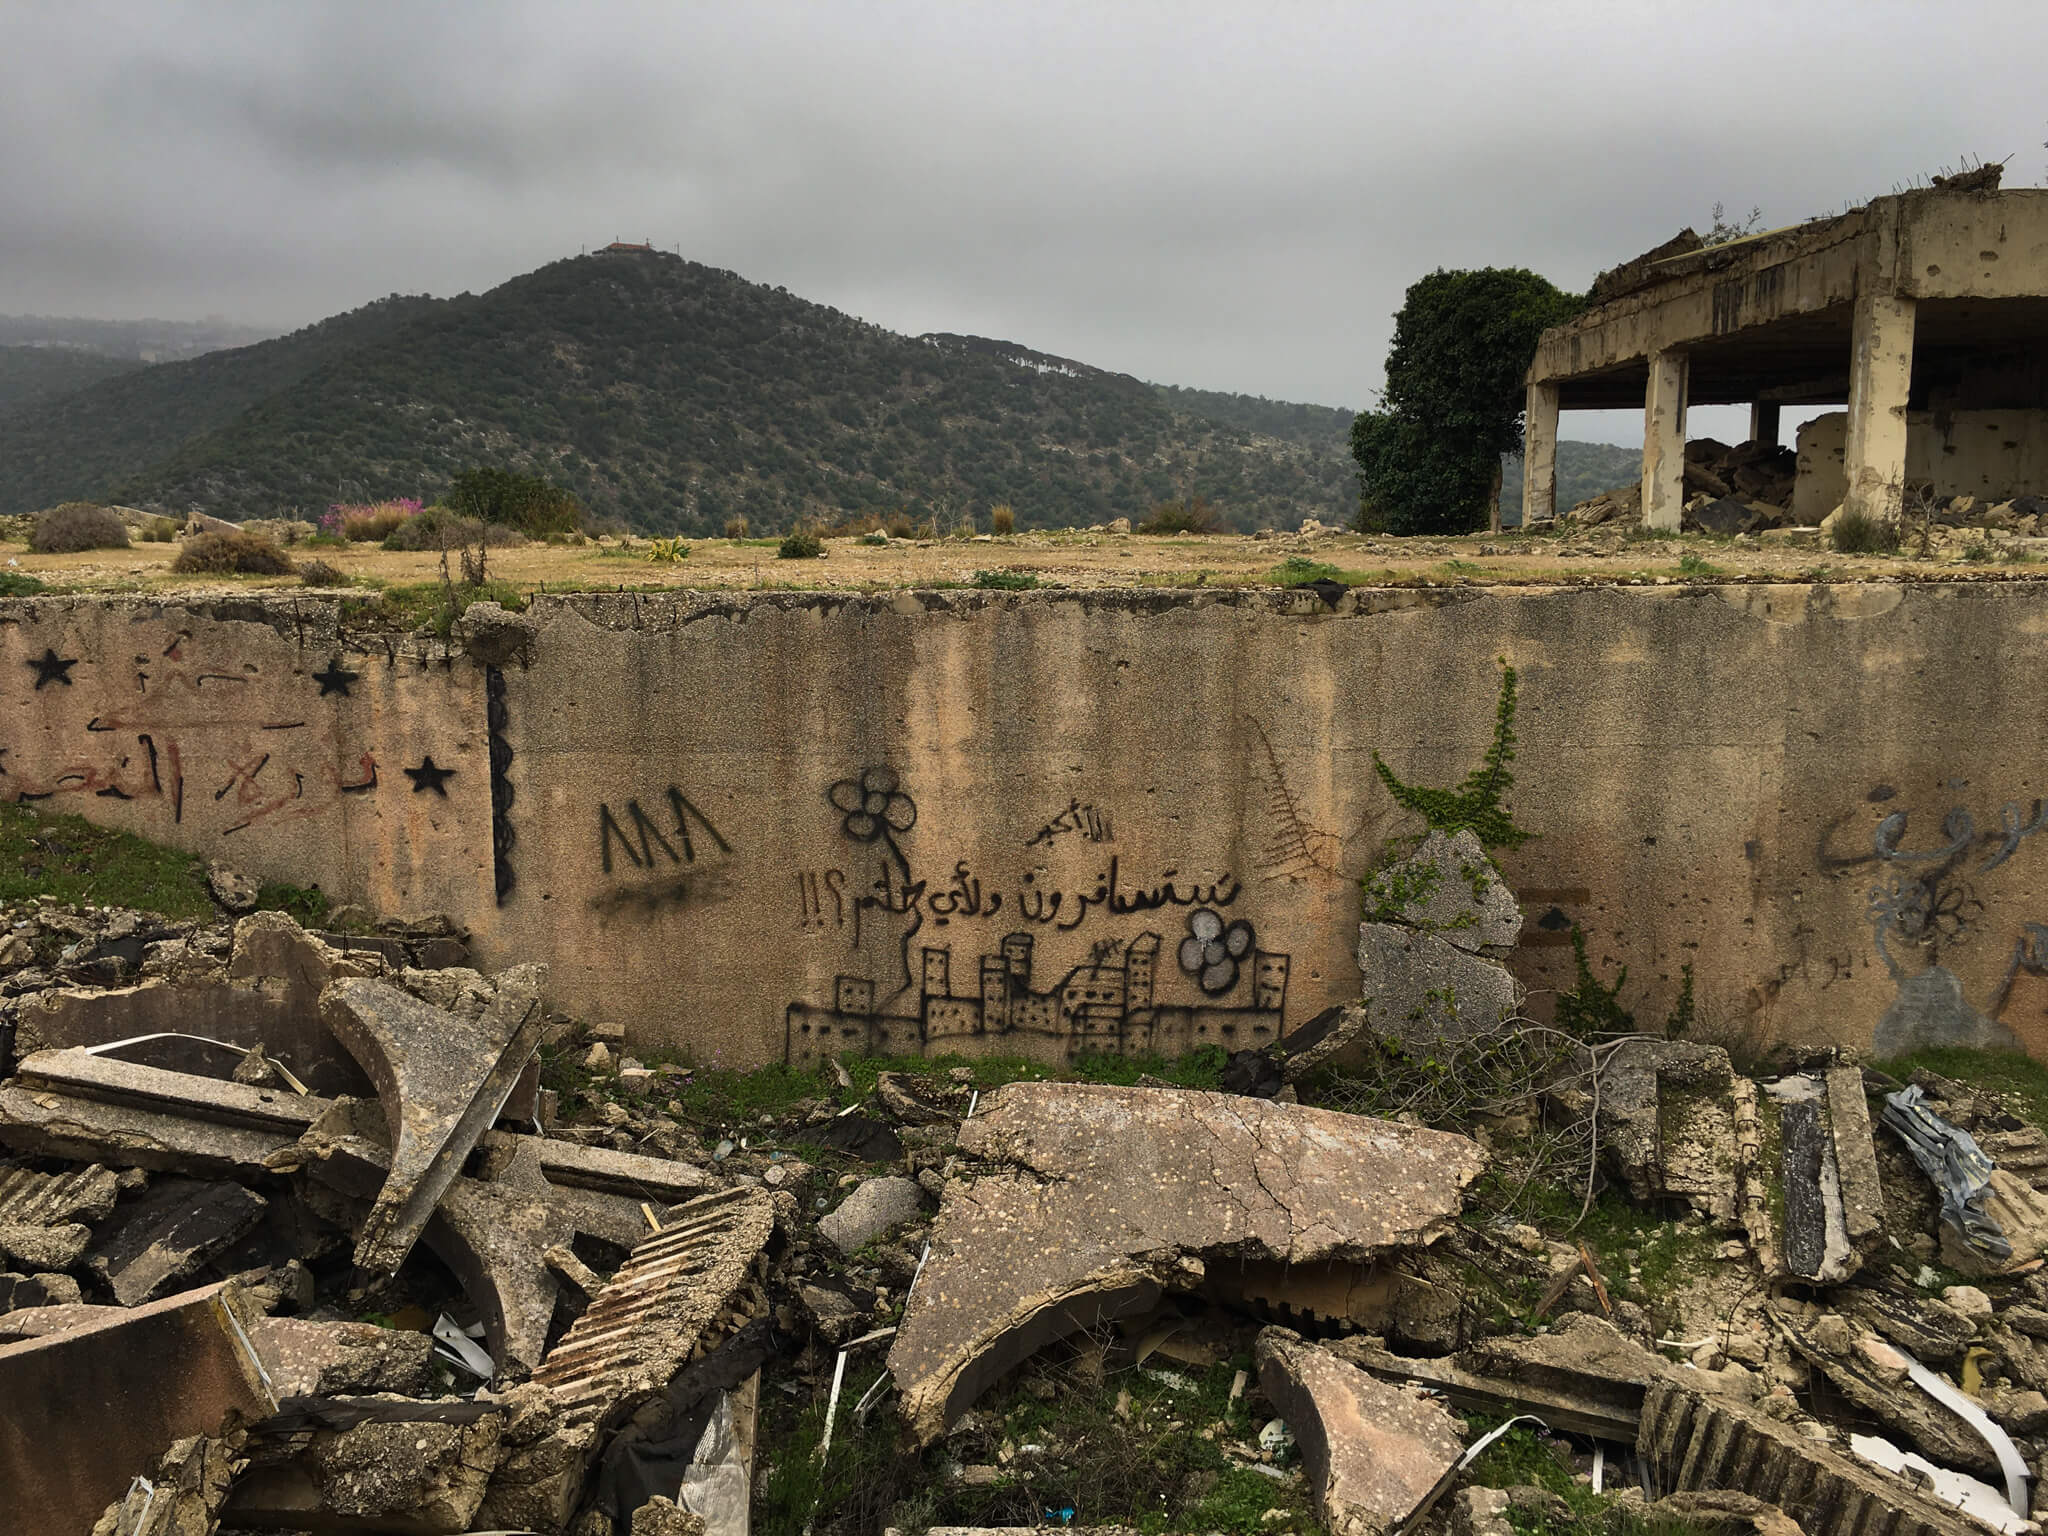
[4,1,2045,445]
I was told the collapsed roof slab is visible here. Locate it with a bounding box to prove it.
[1523,189,2048,528]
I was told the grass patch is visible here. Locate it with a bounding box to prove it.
[1676,551,1723,576]
[0,800,216,918]
[1830,510,1901,555]
[1882,1046,2048,1131]
[972,569,1040,590]
[0,571,47,596]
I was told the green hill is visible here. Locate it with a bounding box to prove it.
[26,251,1357,534]
[1498,440,1643,525]
[0,347,145,416]
[0,294,448,516]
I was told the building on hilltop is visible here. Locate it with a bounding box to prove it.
[785,929,1290,1065]
[1521,172,2048,532]
[599,239,654,254]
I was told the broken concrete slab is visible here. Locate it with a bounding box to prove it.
[1781,1317,2001,1478]
[1638,1376,1987,1536]
[818,1175,923,1255]
[1825,1067,1886,1256]
[0,1044,710,1200]
[480,1189,775,1533]
[295,1098,654,1374]
[889,1082,1483,1443]
[225,1402,505,1534]
[0,1271,86,1321]
[1562,1038,1736,1222]
[89,1176,269,1305]
[251,1316,437,1398]
[1354,923,1520,1049]
[1360,829,1522,955]
[0,1281,275,1536]
[1256,1327,1462,1536]
[0,1160,119,1223]
[318,967,549,1274]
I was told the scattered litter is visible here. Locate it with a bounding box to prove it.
[1883,1086,2011,1259]
[1257,1416,1293,1453]
[1849,1432,2035,1534]
[432,1312,496,1380]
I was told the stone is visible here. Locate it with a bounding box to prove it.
[1354,924,1521,1049]
[0,933,33,972]
[251,1315,437,1398]
[1256,1328,1461,1536]
[1648,1490,1804,1536]
[1942,1284,1993,1319]
[0,1220,89,1271]
[1985,1387,2048,1435]
[206,862,260,914]
[584,1041,614,1072]
[889,1083,1483,1443]
[819,1175,924,1255]
[1690,496,1754,536]
[320,967,550,1273]
[86,1176,268,1306]
[1571,1039,1734,1217]
[1452,1486,1513,1536]
[1824,1067,1886,1259]
[634,1495,710,1536]
[1361,829,1521,954]
[0,1281,274,1536]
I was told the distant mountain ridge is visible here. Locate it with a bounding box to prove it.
[0,346,145,416]
[1,252,1360,532]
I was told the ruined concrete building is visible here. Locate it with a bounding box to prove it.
[1524,180,2048,529]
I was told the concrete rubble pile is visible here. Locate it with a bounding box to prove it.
[13,880,2048,1536]
[0,901,777,1536]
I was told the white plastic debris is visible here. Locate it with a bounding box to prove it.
[1849,1433,2036,1534]
[432,1313,495,1379]
[1258,1417,1293,1454]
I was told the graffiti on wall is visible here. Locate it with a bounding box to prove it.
[784,764,1289,1064]
[590,783,735,917]
[4,635,430,839]
[1823,785,2048,1053]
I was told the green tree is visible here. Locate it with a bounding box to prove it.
[1352,268,1581,535]
[446,466,583,536]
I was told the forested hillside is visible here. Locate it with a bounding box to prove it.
[0,347,143,416]
[0,294,448,515]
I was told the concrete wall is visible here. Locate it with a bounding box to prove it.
[1795,408,2048,519]
[10,586,2048,1068]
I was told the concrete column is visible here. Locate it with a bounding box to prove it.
[1521,381,1559,527]
[1843,291,1916,522]
[1641,348,1688,531]
[1749,401,1781,448]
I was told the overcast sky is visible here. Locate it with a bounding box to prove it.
[6,1,2047,446]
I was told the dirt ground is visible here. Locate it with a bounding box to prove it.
[8,520,2048,597]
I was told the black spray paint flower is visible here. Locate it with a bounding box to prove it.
[829,767,918,844]
[1179,907,1255,995]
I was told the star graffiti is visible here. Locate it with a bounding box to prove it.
[313,659,360,697]
[403,756,457,796]
[26,648,78,689]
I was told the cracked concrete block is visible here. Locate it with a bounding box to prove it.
[633,1496,710,1536]
[88,1176,269,1306]
[252,1316,438,1398]
[890,1082,1483,1443]
[0,1271,85,1320]
[0,1219,89,1270]
[1354,924,1520,1049]
[0,1281,274,1536]
[1256,1328,1462,1536]
[1824,1068,1885,1255]
[1363,829,1522,954]
[319,966,549,1274]
[818,1175,923,1254]
[226,1407,505,1534]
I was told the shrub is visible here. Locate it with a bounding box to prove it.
[381,508,526,552]
[1830,509,1901,554]
[779,528,823,559]
[725,516,749,539]
[973,569,1038,590]
[299,559,347,587]
[860,532,888,546]
[332,499,419,542]
[446,467,581,537]
[142,516,180,543]
[886,513,916,539]
[644,537,691,564]
[30,502,130,553]
[989,503,1016,535]
[173,530,295,576]
[1138,496,1221,535]
[0,571,46,596]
